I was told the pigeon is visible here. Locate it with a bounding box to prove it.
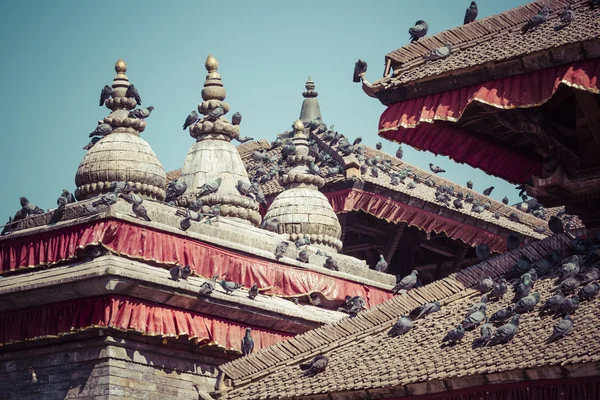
[548,216,564,234]
[429,163,445,174]
[128,106,154,119]
[260,217,279,232]
[408,20,429,42]
[91,192,118,207]
[370,166,379,178]
[232,112,242,126]
[478,276,494,293]
[482,186,494,196]
[180,265,192,279]
[423,44,452,62]
[220,279,243,295]
[169,265,182,281]
[490,306,514,323]
[554,5,575,30]
[83,136,102,150]
[199,275,219,295]
[579,281,600,300]
[60,189,76,204]
[466,295,488,317]
[548,315,573,342]
[89,123,112,138]
[392,270,418,294]
[522,5,550,33]
[411,301,441,320]
[527,268,539,282]
[506,233,520,251]
[443,324,465,344]
[298,249,309,263]
[126,84,142,105]
[1,217,14,236]
[183,110,199,130]
[207,104,225,121]
[131,197,151,222]
[323,256,339,271]
[275,242,289,259]
[502,196,509,205]
[375,142,382,150]
[295,237,310,248]
[165,180,187,203]
[375,255,388,273]
[248,283,259,300]
[236,135,254,143]
[16,197,42,217]
[187,198,203,213]
[179,217,191,231]
[352,59,368,83]
[514,255,533,276]
[99,85,113,106]
[488,314,520,345]
[464,1,478,24]
[466,181,473,189]
[559,262,580,281]
[559,295,580,314]
[514,273,533,301]
[300,355,328,377]
[211,204,221,216]
[453,199,463,209]
[407,182,416,189]
[514,292,540,313]
[197,178,222,197]
[241,328,254,355]
[352,137,363,146]
[479,322,493,343]
[489,279,508,300]
[236,180,253,197]
[396,145,403,159]
[475,244,490,261]
[578,268,600,285]
[542,291,566,313]
[388,315,413,337]
[462,305,486,330]
[556,277,580,293]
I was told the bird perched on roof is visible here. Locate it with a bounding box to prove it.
[370,166,379,178]
[411,301,441,320]
[308,161,320,175]
[241,328,254,355]
[352,59,368,83]
[220,279,243,295]
[339,296,367,317]
[199,275,219,295]
[232,112,242,126]
[482,186,494,196]
[513,255,532,276]
[1,217,14,236]
[392,270,418,294]
[408,20,429,42]
[182,110,199,130]
[248,283,259,300]
[579,281,600,300]
[515,292,540,313]
[126,84,142,105]
[559,295,580,314]
[462,304,486,330]
[478,322,493,344]
[99,85,112,106]
[260,217,279,233]
[375,255,388,273]
[489,279,508,300]
[559,262,580,282]
[466,294,488,317]
[488,314,520,345]
[542,290,565,313]
[19,197,44,216]
[443,324,465,344]
[295,237,310,248]
[324,256,339,271]
[275,241,288,259]
[548,315,573,343]
[429,163,446,174]
[522,4,550,33]
[83,136,102,150]
[89,123,112,138]
[501,196,509,205]
[206,104,225,122]
[478,276,494,293]
[169,265,186,282]
[555,277,581,294]
[464,1,478,24]
[554,5,575,31]
[128,106,154,119]
[131,197,151,222]
[506,233,521,251]
[490,305,514,323]
[297,249,309,263]
[300,355,329,377]
[91,192,118,208]
[476,244,490,262]
[388,315,413,337]
[466,181,473,189]
[548,216,564,234]
[375,142,383,150]
[165,180,187,203]
[395,145,404,159]
[423,44,452,62]
[579,268,600,285]
[197,178,222,197]
[514,273,534,302]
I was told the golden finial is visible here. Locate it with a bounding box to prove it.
[205,55,219,72]
[115,59,127,74]
[293,119,305,132]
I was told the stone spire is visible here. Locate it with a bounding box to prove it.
[299,77,323,125]
[178,55,261,226]
[75,59,166,201]
[263,120,342,252]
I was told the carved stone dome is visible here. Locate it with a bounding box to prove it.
[75,132,166,200]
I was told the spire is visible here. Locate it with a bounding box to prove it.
[281,120,325,190]
[299,77,323,125]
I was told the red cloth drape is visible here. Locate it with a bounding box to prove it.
[379,58,600,183]
[0,220,393,307]
[0,295,291,352]
[326,189,507,252]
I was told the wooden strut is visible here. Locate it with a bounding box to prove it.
[384,223,407,263]
[384,58,392,78]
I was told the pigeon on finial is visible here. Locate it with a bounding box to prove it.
[464,1,478,24]
[232,112,242,125]
[409,20,429,42]
[128,106,154,119]
[353,59,368,83]
[126,84,142,105]
[206,104,225,122]
[183,111,199,130]
[99,85,113,106]
[89,123,113,138]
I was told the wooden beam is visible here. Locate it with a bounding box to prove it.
[345,222,386,237]
[384,58,392,78]
[576,91,600,151]
[420,242,455,258]
[342,243,375,253]
[384,223,407,263]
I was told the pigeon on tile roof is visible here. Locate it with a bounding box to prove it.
[507,234,521,251]
[542,290,565,313]
[423,44,452,62]
[513,255,533,276]
[352,59,368,83]
[479,322,493,344]
[91,192,118,208]
[126,84,142,105]
[408,20,429,42]
[548,315,573,342]
[429,163,445,174]
[388,315,414,337]
[407,182,416,189]
[465,193,474,203]
[578,268,600,285]
[375,142,383,150]
[488,314,520,345]
[555,277,581,294]
[478,276,494,293]
[396,145,403,159]
[466,181,473,189]
[99,85,112,106]
[522,5,550,33]
[220,279,243,295]
[411,301,441,320]
[502,196,509,205]
[514,273,534,302]
[559,262,580,282]
[476,244,491,262]
[248,283,259,300]
[300,355,329,377]
[241,328,254,355]
[579,281,599,300]
[275,241,289,260]
[466,294,488,317]
[490,305,514,323]
[559,295,580,314]
[548,216,564,234]
[392,270,418,293]
[514,291,541,313]
[375,255,388,273]
[482,186,494,196]
[199,275,219,295]
[452,198,463,209]
[464,1,478,24]
[442,324,465,344]
[462,305,487,330]
[489,279,508,300]
[182,110,199,130]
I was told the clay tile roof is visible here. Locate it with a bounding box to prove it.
[546,206,585,230]
[379,0,600,92]
[219,233,599,399]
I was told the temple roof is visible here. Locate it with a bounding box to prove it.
[217,233,600,399]
[370,0,600,104]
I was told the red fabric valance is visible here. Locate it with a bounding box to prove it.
[326,189,507,253]
[378,58,600,183]
[0,295,291,352]
[0,220,393,307]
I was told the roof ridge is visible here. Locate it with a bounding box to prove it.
[218,233,571,384]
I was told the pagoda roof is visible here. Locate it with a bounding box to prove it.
[370,0,600,104]
[217,233,600,399]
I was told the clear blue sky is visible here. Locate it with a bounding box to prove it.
[0,0,532,218]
